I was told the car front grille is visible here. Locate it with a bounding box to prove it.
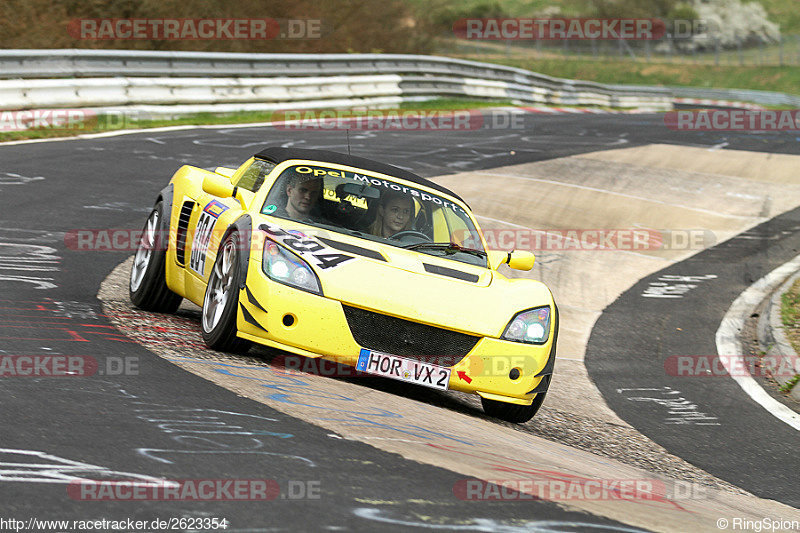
[342,305,480,367]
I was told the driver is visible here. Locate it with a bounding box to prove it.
[370,190,414,238]
[275,172,322,221]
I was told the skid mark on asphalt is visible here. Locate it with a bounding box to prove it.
[0,299,130,345]
[95,257,800,533]
[89,141,800,530]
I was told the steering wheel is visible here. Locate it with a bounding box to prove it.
[389,230,432,242]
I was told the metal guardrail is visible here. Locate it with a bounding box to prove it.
[0,49,673,115]
[0,75,405,110]
[1,50,796,114]
[668,86,800,108]
[0,49,660,92]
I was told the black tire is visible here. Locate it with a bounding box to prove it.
[201,231,252,353]
[481,377,549,423]
[129,201,182,313]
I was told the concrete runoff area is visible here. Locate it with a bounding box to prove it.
[432,143,800,423]
[575,143,800,185]
[101,143,800,532]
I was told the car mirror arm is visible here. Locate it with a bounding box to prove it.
[231,186,247,210]
[487,249,535,271]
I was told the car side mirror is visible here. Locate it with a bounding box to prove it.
[508,250,535,270]
[488,250,535,271]
[203,173,235,198]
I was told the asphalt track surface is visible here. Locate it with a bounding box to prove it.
[1,112,798,530]
[585,205,800,507]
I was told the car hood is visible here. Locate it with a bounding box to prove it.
[257,218,554,337]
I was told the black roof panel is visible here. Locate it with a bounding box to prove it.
[254,147,466,205]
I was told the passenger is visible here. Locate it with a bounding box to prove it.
[370,191,415,238]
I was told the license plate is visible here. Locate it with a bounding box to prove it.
[355,349,451,391]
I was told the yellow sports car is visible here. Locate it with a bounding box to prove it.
[129,148,558,422]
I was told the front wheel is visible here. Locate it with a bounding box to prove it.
[201,231,252,353]
[129,201,182,313]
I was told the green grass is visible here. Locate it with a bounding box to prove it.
[779,374,800,393]
[422,0,800,94]
[466,56,800,95]
[780,278,800,359]
[781,279,800,328]
[408,0,588,18]
[0,99,514,143]
[414,0,797,33]
[447,35,800,69]
[0,111,275,143]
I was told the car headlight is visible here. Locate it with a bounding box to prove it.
[262,238,322,295]
[502,306,551,344]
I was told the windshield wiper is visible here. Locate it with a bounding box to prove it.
[403,242,486,257]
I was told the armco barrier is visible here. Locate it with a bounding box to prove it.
[1,50,797,115]
[668,86,800,108]
[0,75,404,110]
[0,50,673,117]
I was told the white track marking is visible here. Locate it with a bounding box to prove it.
[715,253,800,431]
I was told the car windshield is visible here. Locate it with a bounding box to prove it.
[261,163,487,267]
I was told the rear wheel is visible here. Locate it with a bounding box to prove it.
[201,231,252,353]
[481,376,549,423]
[129,201,182,313]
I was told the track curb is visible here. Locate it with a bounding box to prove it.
[716,253,800,430]
[759,269,800,401]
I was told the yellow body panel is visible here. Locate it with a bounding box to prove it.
[161,157,557,405]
